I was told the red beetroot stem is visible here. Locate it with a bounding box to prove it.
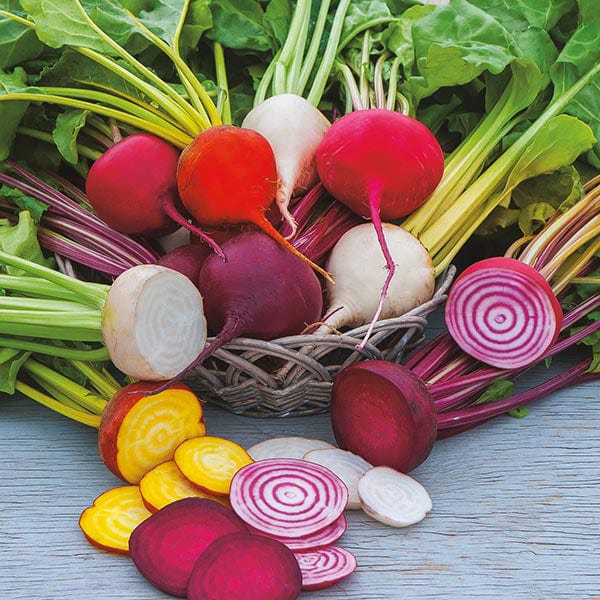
[436,359,599,432]
[294,202,360,264]
[0,164,159,266]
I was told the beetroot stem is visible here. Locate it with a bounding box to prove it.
[437,359,598,430]
[160,192,225,259]
[356,181,394,350]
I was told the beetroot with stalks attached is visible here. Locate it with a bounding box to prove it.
[157,244,212,287]
[187,532,302,600]
[86,134,223,256]
[151,231,323,391]
[128,497,248,598]
[330,360,437,473]
[316,109,443,347]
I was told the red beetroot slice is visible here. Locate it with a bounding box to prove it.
[294,545,358,591]
[445,257,563,369]
[249,513,347,551]
[187,532,302,600]
[229,458,348,538]
[129,497,248,598]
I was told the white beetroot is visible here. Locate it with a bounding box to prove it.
[303,448,372,510]
[319,223,434,334]
[242,94,331,236]
[101,265,207,380]
[358,466,432,527]
[247,436,335,461]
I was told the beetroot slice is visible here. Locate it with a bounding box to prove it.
[445,257,563,369]
[294,545,357,591]
[187,532,302,600]
[331,360,437,473]
[248,513,347,551]
[229,458,348,538]
[129,497,248,598]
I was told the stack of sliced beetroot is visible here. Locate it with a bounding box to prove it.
[229,458,358,591]
[128,497,303,599]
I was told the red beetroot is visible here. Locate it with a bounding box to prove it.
[330,360,437,473]
[128,498,248,598]
[187,532,302,600]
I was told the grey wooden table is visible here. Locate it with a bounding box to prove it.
[1,316,599,600]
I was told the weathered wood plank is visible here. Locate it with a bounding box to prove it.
[1,322,599,599]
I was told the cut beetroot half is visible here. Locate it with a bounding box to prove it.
[249,513,347,551]
[129,498,248,597]
[229,458,348,538]
[294,545,357,591]
[330,361,437,473]
[445,257,563,369]
[187,532,302,600]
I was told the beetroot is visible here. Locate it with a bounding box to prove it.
[229,458,348,538]
[294,545,357,591]
[128,498,248,598]
[187,532,302,600]
[152,231,323,391]
[157,244,212,287]
[86,134,223,256]
[330,360,437,473]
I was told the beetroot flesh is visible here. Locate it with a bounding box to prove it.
[157,244,213,287]
[128,498,248,598]
[294,545,357,591]
[330,360,437,473]
[187,532,302,600]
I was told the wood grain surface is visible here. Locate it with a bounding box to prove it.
[1,318,599,600]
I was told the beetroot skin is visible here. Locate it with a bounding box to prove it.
[86,134,182,237]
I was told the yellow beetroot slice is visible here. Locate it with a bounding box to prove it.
[79,486,151,554]
[187,532,302,600]
[174,436,253,495]
[98,381,206,484]
[129,497,248,598]
[139,460,231,511]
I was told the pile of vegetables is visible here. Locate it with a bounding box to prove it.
[1,1,600,598]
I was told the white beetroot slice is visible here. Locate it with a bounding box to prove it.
[294,546,358,591]
[247,436,335,461]
[358,466,432,527]
[139,460,231,512]
[249,513,347,551]
[101,265,207,380]
[79,486,152,554]
[229,458,348,538]
[303,448,372,510]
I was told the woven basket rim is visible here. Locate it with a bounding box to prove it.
[186,267,455,417]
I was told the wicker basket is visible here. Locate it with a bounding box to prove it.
[185,267,455,417]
